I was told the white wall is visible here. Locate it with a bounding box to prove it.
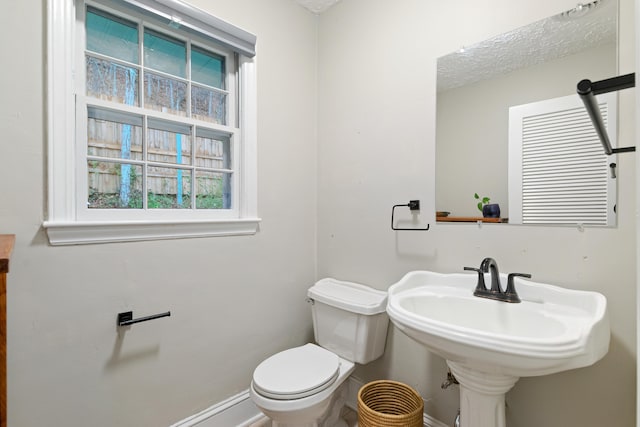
[317,0,636,426]
[1,0,636,426]
[0,0,318,426]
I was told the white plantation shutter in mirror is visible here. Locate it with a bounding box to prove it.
[508,93,617,226]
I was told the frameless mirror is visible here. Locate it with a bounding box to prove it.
[435,0,618,226]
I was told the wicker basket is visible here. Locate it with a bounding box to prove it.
[357,380,424,427]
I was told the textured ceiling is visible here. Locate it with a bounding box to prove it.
[295,0,342,14]
[438,0,617,92]
[293,0,616,89]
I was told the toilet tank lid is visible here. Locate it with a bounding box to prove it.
[308,278,387,315]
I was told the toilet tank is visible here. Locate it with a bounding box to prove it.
[308,278,389,364]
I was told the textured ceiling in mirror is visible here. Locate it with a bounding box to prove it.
[437,0,617,92]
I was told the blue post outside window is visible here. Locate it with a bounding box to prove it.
[119,67,136,206]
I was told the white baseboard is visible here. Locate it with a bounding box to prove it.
[171,377,449,427]
[169,390,262,427]
[423,412,451,427]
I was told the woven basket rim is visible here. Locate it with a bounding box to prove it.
[357,380,424,419]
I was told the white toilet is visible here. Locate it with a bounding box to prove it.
[250,278,389,427]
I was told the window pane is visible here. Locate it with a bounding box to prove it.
[195,132,230,169]
[191,47,224,88]
[88,161,143,209]
[196,171,231,209]
[144,72,187,116]
[144,29,186,78]
[192,85,226,124]
[147,125,192,165]
[147,167,192,208]
[86,56,139,105]
[86,7,138,64]
[87,110,143,161]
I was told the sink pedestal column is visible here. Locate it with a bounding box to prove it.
[448,362,519,427]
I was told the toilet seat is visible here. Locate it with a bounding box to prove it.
[252,343,340,400]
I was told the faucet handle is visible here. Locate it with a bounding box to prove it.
[464,266,486,292]
[505,273,531,303]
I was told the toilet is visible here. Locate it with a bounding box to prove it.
[250,278,389,427]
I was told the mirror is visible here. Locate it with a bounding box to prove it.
[435,0,618,225]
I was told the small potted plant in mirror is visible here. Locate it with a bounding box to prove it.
[474,193,500,218]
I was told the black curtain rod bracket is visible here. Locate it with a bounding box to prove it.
[577,73,635,155]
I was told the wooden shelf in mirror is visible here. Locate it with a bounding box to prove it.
[436,216,505,223]
[1,234,15,427]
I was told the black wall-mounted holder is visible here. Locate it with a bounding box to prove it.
[391,200,430,231]
[577,73,635,155]
[117,310,171,327]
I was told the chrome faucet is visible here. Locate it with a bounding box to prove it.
[464,257,531,303]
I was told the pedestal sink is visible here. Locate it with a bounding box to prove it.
[386,270,609,427]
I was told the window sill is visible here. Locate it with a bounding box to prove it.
[43,218,261,245]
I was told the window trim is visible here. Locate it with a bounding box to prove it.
[44,0,259,245]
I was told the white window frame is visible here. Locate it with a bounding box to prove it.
[44,0,259,245]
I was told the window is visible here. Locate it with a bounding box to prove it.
[45,0,259,245]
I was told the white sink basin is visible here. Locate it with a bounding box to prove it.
[387,270,610,427]
[387,270,609,377]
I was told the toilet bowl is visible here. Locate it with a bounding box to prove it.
[250,344,355,427]
[250,279,389,427]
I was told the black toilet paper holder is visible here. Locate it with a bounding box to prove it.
[117,310,171,326]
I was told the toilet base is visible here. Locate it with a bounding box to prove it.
[262,378,351,427]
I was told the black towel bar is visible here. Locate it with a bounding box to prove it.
[117,310,171,326]
[577,73,635,155]
[391,200,430,231]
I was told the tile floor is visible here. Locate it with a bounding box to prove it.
[249,406,358,427]
[247,418,270,427]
